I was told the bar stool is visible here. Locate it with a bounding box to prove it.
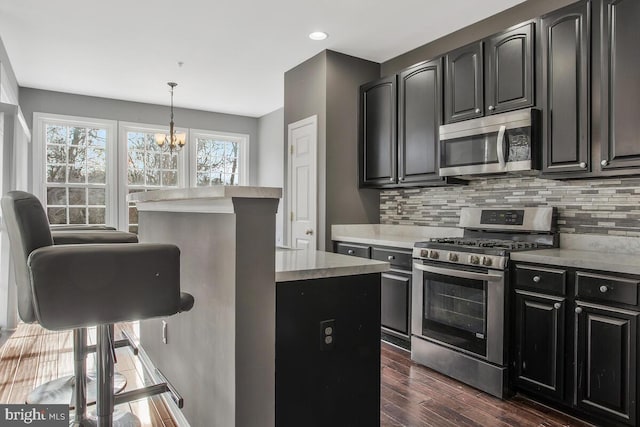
[2,191,194,426]
[25,227,140,414]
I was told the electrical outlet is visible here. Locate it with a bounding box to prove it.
[397,202,403,215]
[162,320,168,344]
[320,319,335,351]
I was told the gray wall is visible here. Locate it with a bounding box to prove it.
[284,52,327,248]
[381,0,576,76]
[284,50,380,251]
[257,107,285,245]
[0,35,19,101]
[19,87,260,185]
[325,51,380,250]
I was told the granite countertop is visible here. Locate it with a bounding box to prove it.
[128,185,282,203]
[511,233,640,275]
[331,224,463,249]
[275,248,389,282]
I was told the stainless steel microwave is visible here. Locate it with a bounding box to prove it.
[438,108,540,177]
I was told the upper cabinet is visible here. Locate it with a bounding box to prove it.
[540,1,590,175]
[444,22,535,124]
[359,76,397,187]
[598,0,640,172]
[397,59,445,185]
[444,43,484,123]
[360,60,450,189]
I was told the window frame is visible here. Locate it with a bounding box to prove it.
[189,129,250,187]
[33,112,118,227]
[117,121,189,231]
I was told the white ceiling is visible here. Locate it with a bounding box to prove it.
[0,0,526,118]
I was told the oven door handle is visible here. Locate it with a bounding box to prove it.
[413,263,503,282]
[496,124,507,169]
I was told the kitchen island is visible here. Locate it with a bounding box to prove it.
[129,187,388,427]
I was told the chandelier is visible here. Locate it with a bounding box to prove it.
[155,82,186,153]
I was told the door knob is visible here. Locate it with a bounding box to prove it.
[305,229,313,235]
[347,249,354,255]
[554,303,562,310]
[532,275,541,283]
[579,162,587,169]
[601,159,609,167]
[475,108,481,114]
[599,285,608,293]
[575,307,583,314]
[488,105,495,111]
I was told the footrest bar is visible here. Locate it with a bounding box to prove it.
[155,368,184,409]
[112,384,169,406]
[86,337,138,356]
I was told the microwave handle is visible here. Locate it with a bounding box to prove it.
[496,125,507,168]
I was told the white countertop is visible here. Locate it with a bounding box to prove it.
[331,224,462,249]
[275,248,389,282]
[511,249,640,276]
[128,185,282,214]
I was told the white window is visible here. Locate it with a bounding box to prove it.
[119,122,188,232]
[33,113,117,226]
[190,130,249,187]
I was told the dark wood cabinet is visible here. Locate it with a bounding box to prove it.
[398,59,444,184]
[514,290,566,401]
[598,0,640,172]
[575,302,637,426]
[540,1,591,175]
[381,270,410,335]
[486,23,535,114]
[359,76,397,187]
[444,42,484,123]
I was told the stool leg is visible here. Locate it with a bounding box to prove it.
[72,328,88,426]
[96,324,114,427]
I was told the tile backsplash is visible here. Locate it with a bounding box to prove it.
[380,176,640,236]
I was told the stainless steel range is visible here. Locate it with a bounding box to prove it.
[411,207,557,398]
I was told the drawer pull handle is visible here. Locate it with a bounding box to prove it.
[575,307,583,314]
[554,303,562,310]
[387,255,395,261]
[532,275,541,283]
[599,285,608,293]
[347,249,354,255]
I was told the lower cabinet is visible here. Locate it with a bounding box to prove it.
[513,263,640,427]
[381,270,410,336]
[514,290,565,401]
[334,241,412,347]
[575,302,638,426]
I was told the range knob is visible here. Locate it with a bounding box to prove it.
[420,249,429,258]
[469,255,480,265]
[448,252,459,262]
[429,250,440,260]
[482,256,493,267]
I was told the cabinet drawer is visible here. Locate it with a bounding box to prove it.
[575,272,639,306]
[514,264,567,295]
[372,247,412,269]
[335,242,370,258]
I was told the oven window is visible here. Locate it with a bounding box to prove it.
[442,133,499,168]
[423,273,487,357]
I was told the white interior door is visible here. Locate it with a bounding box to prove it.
[287,116,317,250]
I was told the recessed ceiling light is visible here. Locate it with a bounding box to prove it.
[309,31,328,41]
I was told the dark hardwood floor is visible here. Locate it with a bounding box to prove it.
[381,341,592,427]
[0,322,594,426]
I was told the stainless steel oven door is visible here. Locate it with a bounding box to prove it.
[412,262,505,365]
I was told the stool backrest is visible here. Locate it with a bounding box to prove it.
[1,191,54,323]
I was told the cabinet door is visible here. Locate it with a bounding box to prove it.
[514,290,565,402]
[381,270,410,336]
[485,23,534,114]
[359,76,397,187]
[599,0,640,171]
[575,302,637,426]
[444,42,484,123]
[398,59,444,185]
[540,1,591,174]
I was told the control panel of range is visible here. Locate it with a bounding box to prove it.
[412,247,507,270]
